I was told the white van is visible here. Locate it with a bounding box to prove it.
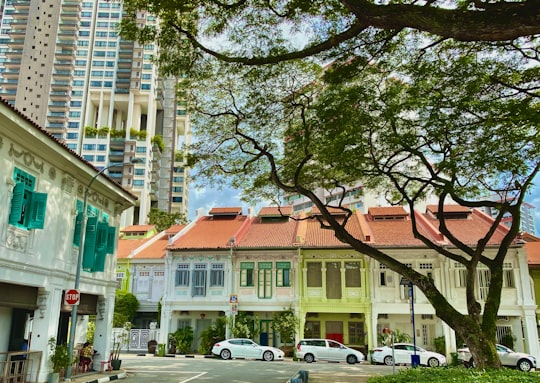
[296,339,365,364]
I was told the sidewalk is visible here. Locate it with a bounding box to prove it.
[68,369,127,383]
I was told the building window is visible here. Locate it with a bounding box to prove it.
[345,262,361,287]
[379,264,393,287]
[348,322,364,345]
[276,262,291,287]
[175,263,189,286]
[210,263,224,287]
[258,262,272,299]
[240,262,254,287]
[304,321,321,338]
[9,168,47,230]
[192,264,207,297]
[306,262,322,287]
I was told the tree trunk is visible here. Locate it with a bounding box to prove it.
[452,315,501,369]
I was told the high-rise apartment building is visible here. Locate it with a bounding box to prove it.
[0,0,190,225]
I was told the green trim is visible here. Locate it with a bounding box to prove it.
[240,262,254,269]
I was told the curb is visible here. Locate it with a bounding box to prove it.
[77,371,127,383]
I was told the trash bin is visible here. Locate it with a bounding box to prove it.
[148,340,158,354]
[411,354,420,367]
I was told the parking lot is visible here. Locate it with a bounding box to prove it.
[119,353,401,383]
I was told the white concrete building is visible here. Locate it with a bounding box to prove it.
[0,100,136,382]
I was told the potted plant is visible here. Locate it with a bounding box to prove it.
[48,337,72,383]
[272,307,299,357]
[111,322,131,370]
[172,327,194,355]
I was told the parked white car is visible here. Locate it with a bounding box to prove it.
[211,338,284,361]
[372,343,446,367]
[457,344,536,372]
[295,339,365,364]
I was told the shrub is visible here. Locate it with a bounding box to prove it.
[367,367,539,383]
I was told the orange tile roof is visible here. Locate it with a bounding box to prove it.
[166,224,186,235]
[302,214,365,247]
[117,237,155,258]
[209,207,243,215]
[258,206,293,217]
[525,242,540,266]
[169,215,250,250]
[237,217,298,248]
[132,234,168,259]
[121,225,156,233]
[426,204,471,214]
[421,208,507,246]
[367,219,425,246]
[368,206,408,217]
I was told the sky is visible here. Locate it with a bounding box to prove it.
[188,179,540,237]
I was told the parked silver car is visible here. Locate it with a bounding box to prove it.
[371,343,446,367]
[296,339,365,364]
[211,338,284,361]
[457,344,536,372]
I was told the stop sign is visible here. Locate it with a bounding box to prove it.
[65,289,80,305]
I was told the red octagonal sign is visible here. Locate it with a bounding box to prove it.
[65,289,80,305]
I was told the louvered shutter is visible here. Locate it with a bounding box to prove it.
[82,216,98,271]
[93,222,109,272]
[27,191,47,229]
[106,226,116,254]
[73,212,83,246]
[8,182,25,225]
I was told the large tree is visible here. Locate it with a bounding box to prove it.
[120,0,539,369]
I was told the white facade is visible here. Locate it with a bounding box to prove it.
[0,101,135,382]
[0,0,191,224]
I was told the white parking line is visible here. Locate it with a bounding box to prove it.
[179,372,207,383]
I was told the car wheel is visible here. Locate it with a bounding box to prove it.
[304,354,315,363]
[517,359,532,372]
[220,349,231,360]
[346,355,357,364]
[427,357,440,367]
[470,358,476,368]
[384,356,393,366]
[263,351,274,362]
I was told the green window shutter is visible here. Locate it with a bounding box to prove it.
[8,182,25,225]
[93,222,109,272]
[76,200,83,213]
[73,212,83,246]
[106,226,116,254]
[27,191,47,229]
[82,216,98,271]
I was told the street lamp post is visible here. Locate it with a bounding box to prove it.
[65,159,140,380]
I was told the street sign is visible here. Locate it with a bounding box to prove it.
[64,289,80,305]
[231,303,238,315]
[229,294,238,303]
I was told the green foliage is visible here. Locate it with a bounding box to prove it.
[84,126,97,138]
[147,208,187,232]
[86,321,95,344]
[377,329,411,346]
[120,0,540,371]
[157,343,166,357]
[500,333,515,349]
[109,129,126,138]
[112,322,131,360]
[434,336,446,355]
[113,291,139,326]
[366,367,539,383]
[226,312,260,339]
[151,134,165,152]
[129,128,147,140]
[171,327,194,354]
[48,337,72,373]
[198,316,226,355]
[272,307,299,345]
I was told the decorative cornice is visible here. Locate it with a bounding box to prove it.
[8,143,44,173]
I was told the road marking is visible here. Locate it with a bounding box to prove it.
[179,372,207,383]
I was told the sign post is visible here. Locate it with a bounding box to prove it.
[64,289,80,306]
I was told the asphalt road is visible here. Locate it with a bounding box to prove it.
[119,353,401,383]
